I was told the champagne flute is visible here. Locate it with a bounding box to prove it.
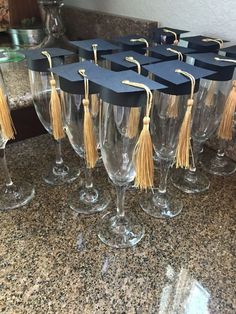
[140,92,185,218]
[27,49,80,185]
[172,78,232,193]
[97,101,145,248]
[0,68,34,210]
[64,92,110,213]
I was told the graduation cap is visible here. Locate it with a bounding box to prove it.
[112,34,150,54]
[152,27,188,45]
[70,38,119,62]
[220,45,236,58]
[187,52,236,81]
[143,59,215,95]
[51,60,102,94]
[180,35,226,52]
[23,47,74,72]
[91,68,166,107]
[146,44,196,61]
[101,50,160,75]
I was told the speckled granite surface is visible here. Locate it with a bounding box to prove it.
[1,61,32,110]
[62,7,158,41]
[0,134,235,313]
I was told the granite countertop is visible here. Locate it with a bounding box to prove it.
[0,134,235,313]
[2,63,32,110]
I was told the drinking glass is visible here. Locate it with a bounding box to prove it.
[97,101,145,248]
[139,92,185,218]
[200,137,236,176]
[0,69,34,210]
[64,93,110,213]
[171,78,232,193]
[28,69,80,185]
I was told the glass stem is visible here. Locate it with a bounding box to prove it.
[158,159,172,194]
[0,148,13,186]
[217,139,225,158]
[84,167,93,189]
[116,185,126,218]
[55,139,63,165]
[189,140,202,172]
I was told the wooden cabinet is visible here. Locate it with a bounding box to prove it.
[0,0,41,30]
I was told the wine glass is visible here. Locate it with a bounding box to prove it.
[28,68,80,185]
[139,92,185,218]
[97,101,145,248]
[64,92,110,213]
[0,69,34,210]
[171,78,232,193]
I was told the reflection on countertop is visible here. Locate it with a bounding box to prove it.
[0,134,235,313]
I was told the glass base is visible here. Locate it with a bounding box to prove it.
[97,211,145,248]
[140,189,183,219]
[43,163,80,186]
[0,181,35,211]
[200,152,236,176]
[171,168,210,194]
[69,186,110,214]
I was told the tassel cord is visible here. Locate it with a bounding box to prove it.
[202,38,224,48]
[41,50,65,140]
[78,69,98,168]
[163,29,179,45]
[175,69,196,169]
[122,80,154,189]
[92,44,98,65]
[166,48,183,61]
[130,38,149,56]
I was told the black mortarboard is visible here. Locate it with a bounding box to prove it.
[91,69,166,107]
[112,35,150,54]
[152,27,188,45]
[23,47,73,72]
[70,38,119,60]
[143,60,215,95]
[51,60,101,94]
[146,44,196,61]
[219,45,236,58]
[179,35,226,52]
[186,52,236,81]
[101,50,160,75]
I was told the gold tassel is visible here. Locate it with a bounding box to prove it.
[125,56,141,138]
[205,81,217,107]
[175,69,196,169]
[0,87,15,140]
[217,80,236,141]
[133,116,154,189]
[49,79,65,140]
[122,80,154,190]
[176,99,193,168]
[126,106,140,139]
[83,98,98,168]
[42,51,65,140]
[79,69,98,168]
[167,95,178,119]
[90,94,100,116]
